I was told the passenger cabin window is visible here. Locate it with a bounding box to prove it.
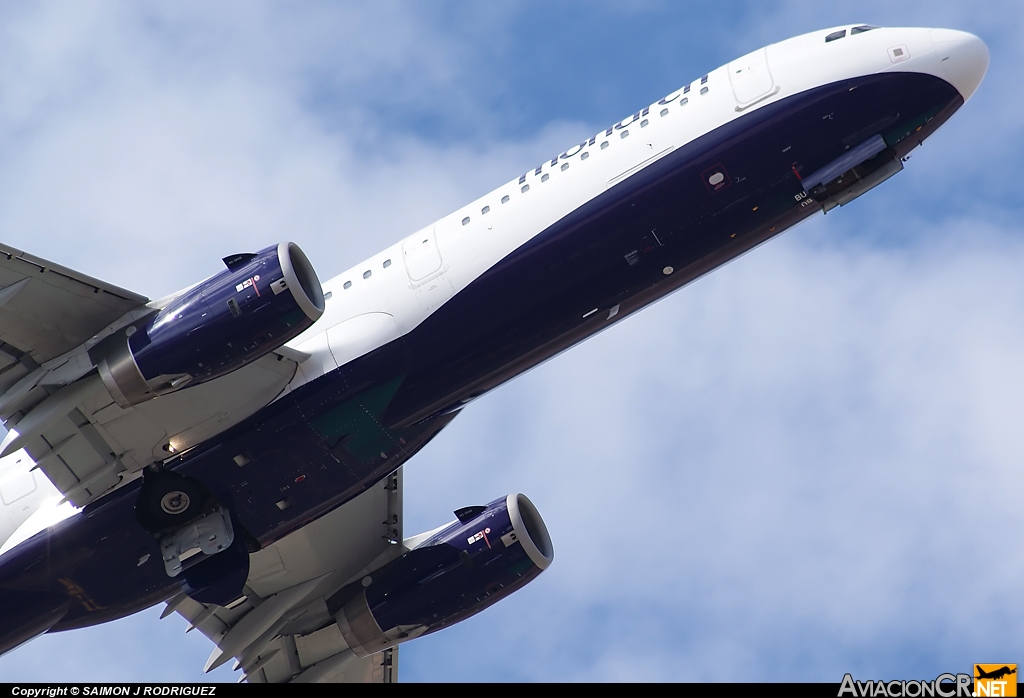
[344,281,352,289]
[560,162,569,171]
[825,29,847,42]
[851,25,877,34]
[363,270,372,279]
[383,259,391,268]
[481,205,490,214]
[541,173,549,182]
[600,141,609,149]
[462,216,470,226]
[501,195,510,204]
[521,184,530,193]
[580,151,590,160]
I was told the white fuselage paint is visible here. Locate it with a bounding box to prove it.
[0,25,984,560]
[282,26,971,392]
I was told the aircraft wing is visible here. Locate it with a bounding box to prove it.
[0,243,303,507]
[0,242,148,372]
[165,469,405,683]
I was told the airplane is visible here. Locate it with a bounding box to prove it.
[976,666,1017,681]
[0,24,988,682]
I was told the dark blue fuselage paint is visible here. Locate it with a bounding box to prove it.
[0,72,962,633]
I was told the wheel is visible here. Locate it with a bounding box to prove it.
[159,489,192,516]
[135,472,208,533]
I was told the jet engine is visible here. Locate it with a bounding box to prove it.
[96,242,324,407]
[329,493,554,657]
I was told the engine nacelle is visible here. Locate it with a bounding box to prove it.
[97,242,324,407]
[330,493,554,657]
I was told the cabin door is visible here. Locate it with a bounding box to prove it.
[402,226,452,314]
[728,47,777,110]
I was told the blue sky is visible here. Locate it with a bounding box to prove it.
[1,0,1022,683]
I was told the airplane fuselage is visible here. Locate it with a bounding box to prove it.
[0,25,985,641]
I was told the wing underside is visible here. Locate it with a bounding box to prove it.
[3,243,408,682]
[167,469,405,683]
[0,243,147,380]
[0,244,302,507]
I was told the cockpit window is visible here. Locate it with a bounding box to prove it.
[851,25,878,35]
[825,30,847,43]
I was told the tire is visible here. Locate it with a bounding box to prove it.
[135,472,208,533]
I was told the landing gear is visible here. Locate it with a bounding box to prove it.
[160,489,191,515]
[135,468,240,577]
[159,506,235,577]
[135,469,209,533]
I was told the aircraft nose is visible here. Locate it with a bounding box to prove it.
[929,28,989,102]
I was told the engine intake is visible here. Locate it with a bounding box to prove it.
[98,242,324,407]
[330,493,553,657]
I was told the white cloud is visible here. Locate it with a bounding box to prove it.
[0,1,549,296]
[402,215,1024,680]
